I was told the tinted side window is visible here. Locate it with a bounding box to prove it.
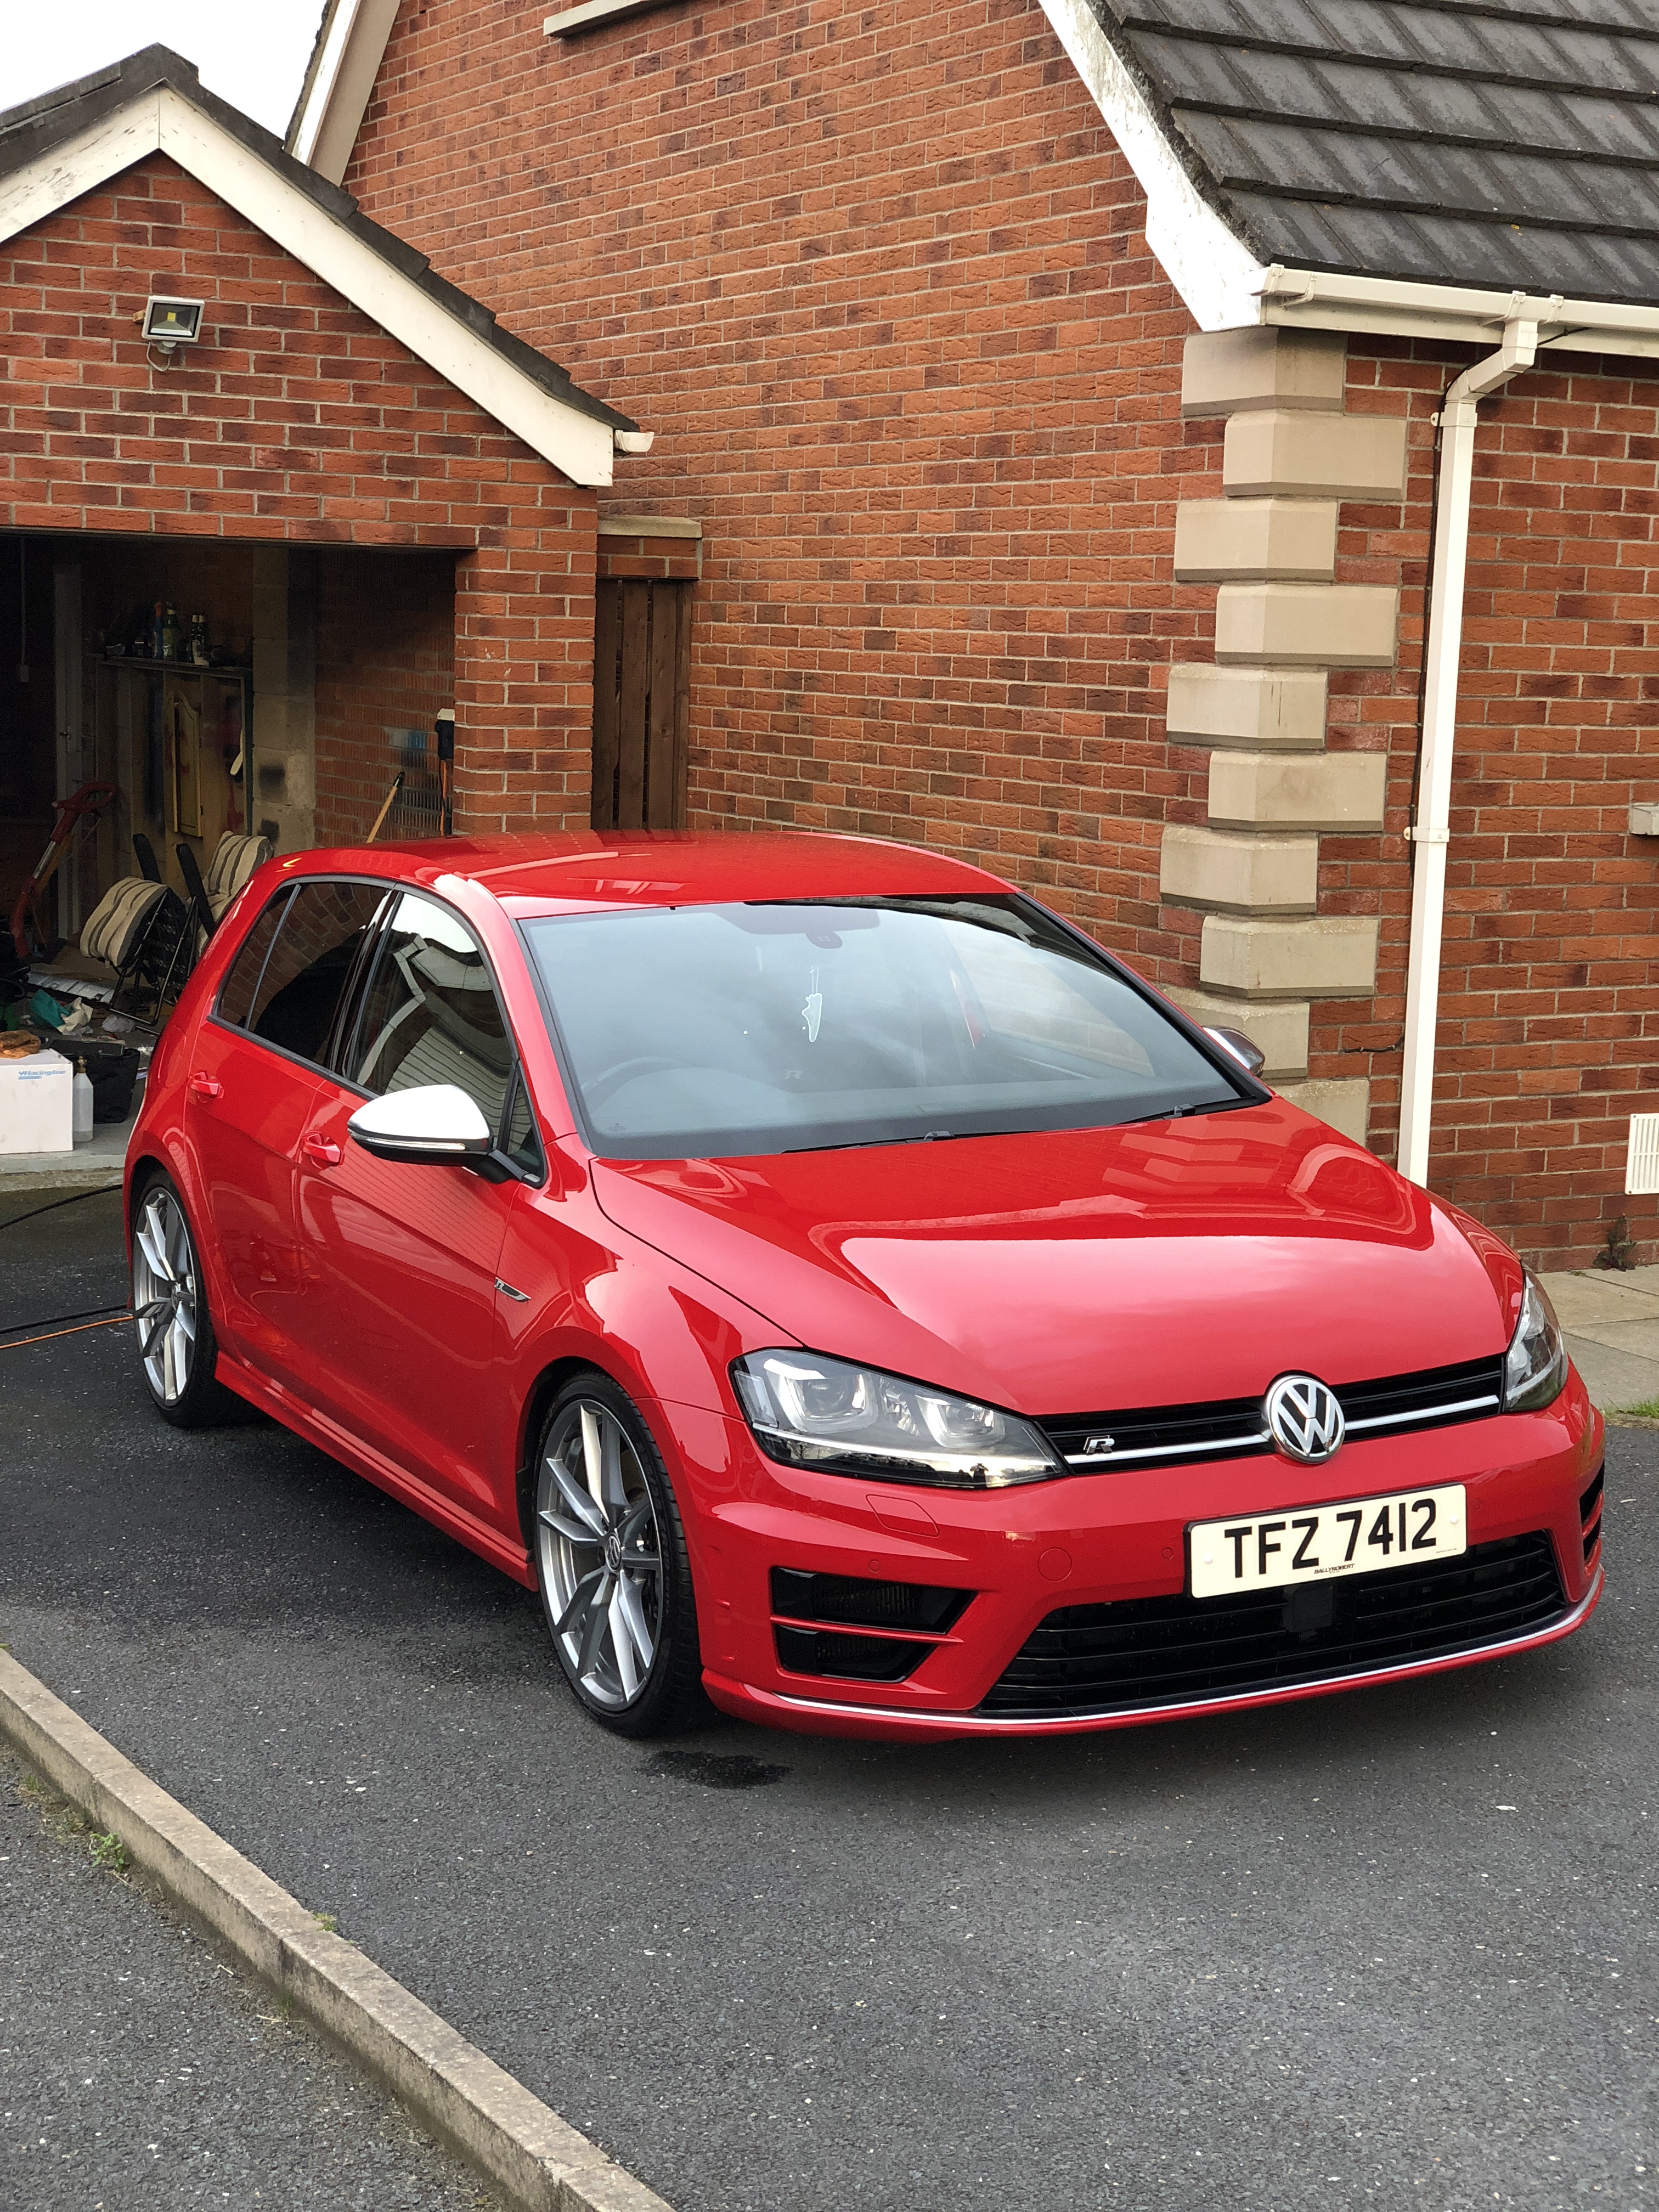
[346,891,513,1132]
[249,882,387,1067]
[217,888,291,1028]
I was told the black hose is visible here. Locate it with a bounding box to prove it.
[0,1180,123,1233]
[1,1300,128,1337]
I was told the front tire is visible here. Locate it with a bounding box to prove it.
[130,1172,236,1428]
[532,1373,703,1737]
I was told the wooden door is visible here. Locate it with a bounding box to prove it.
[591,579,691,830]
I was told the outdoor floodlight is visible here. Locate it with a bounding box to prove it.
[140,296,206,352]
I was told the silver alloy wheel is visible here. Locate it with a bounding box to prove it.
[132,1185,199,1407]
[536,1400,663,1710]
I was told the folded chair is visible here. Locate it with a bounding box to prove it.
[78,877,193,1023]
[178,831,273,946]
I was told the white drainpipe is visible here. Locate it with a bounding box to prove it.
[1396,309,1544,1187]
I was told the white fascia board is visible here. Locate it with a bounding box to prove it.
[0,98,164,245]
[289,0,400,188]
[1259,264,1659,359]
[290,0,358,168]
[0,87,614,486]
[1034,0,1267,331]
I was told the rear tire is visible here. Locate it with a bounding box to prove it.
[129,1170,237,1428]
[532,1372,705,1737]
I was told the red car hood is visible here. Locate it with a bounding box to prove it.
[590,1102,1521,1415]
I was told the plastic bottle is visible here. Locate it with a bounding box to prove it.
[72,1057,94,1147]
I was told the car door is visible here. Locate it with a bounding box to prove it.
[189,877,388,1390]
[186,884,314,1383]
[289,887,538,1528]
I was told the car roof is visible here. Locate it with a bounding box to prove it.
[268,829,1013,912]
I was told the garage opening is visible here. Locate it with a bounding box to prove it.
[0,533,457,956]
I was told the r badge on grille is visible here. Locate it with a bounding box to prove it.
[1263,1373,1346,1464]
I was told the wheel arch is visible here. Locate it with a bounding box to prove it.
[124,1149,173,1240]
[514,1355,619,1552]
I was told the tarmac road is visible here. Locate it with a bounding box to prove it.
[1,1183,1654,2212]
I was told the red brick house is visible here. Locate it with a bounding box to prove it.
[274,0,1659,1272]
[0,46,639,940]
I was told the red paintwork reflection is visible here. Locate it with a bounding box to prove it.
[124,829,1602,1743]
[591,1107,1511,1413]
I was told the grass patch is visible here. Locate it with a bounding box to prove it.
[88,1829,129,1874]
[6,1757,131,1878]
[1618,1397,1659,1419]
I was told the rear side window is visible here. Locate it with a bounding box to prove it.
[344,890,514,1133]
[247,882,387,1067]
[217,888,292,1028]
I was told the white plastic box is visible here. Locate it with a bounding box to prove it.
[0,1048,74,1155]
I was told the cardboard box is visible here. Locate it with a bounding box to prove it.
[0,1048,74,1155]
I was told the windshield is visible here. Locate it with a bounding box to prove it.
[522,895,1245,1160]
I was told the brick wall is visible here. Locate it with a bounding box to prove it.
[0,149,598,834]
[346,0,1217,967]
[1281,343,1659,1272]
[347,3,1659,1268]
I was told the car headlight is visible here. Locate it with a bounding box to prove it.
[731,1350,1064,1489]
[1504,1274,1567,1413]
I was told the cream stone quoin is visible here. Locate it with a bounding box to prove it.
[1163,326,1404,1148]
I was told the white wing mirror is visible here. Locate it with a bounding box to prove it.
[347,1084,493,1165]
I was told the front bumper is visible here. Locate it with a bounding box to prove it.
[666,1371,1604,1743]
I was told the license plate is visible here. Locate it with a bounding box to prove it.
[1188,1485,1467,1599]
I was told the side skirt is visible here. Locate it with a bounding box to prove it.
[214,1350,537,1590]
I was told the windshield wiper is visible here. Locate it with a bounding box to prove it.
[785,1127,1026,1154]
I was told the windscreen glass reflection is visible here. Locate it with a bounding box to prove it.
[523,896,1242,1159]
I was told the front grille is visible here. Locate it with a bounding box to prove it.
[1043,1355,1506,1471]
[977,1532,1566,1719]
[1581,1464,1605,1563]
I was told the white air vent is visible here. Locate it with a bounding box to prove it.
[1626,1114,1659,1195]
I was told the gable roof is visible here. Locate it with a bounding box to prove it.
[0,44,636,487]
[1090,0,1659,308]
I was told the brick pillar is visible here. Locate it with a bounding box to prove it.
[451,489,599,834]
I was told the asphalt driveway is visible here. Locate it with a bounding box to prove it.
[1,1184,1653,2212]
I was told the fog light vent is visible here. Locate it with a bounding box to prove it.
[1626,1115,1659,1195]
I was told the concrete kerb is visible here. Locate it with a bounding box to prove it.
[0,1647,674,2212]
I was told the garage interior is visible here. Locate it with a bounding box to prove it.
[2,531,458,945]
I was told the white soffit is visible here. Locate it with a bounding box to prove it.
[1034,0,1267,331]
[289,0,400,187]
[0,88,616,487]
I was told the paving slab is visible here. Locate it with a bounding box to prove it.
[1542,1269,1659,1410]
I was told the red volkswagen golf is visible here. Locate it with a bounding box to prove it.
[125,832,1603,1740]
